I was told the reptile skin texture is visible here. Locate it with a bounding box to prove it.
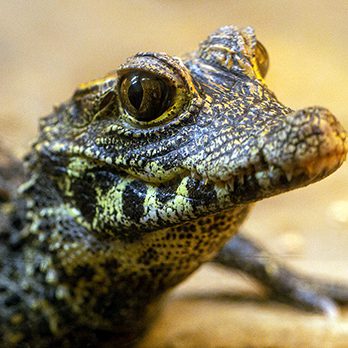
[0,26,347,347]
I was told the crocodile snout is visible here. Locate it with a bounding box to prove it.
[261,106,348,183]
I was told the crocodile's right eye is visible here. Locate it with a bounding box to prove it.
[120,71,176,123]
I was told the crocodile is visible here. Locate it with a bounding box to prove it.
[0,25,347,347]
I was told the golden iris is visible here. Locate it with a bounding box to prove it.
[120,72,175,122]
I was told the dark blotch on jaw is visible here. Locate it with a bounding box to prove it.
[156,181,178,204]
[122,181,147,222]
[185,177,217,202]
[72,169,122,223]
[72,173,98,223]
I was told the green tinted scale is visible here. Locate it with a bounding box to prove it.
[0,25,347,347]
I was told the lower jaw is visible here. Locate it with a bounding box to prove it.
[211,154,346,206]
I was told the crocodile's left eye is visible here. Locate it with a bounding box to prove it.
[120,71,175,123]
[255,41,269,78]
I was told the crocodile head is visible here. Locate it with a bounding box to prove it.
[27,25,347,239]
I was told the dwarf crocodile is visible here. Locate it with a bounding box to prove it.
[0,25,347,347]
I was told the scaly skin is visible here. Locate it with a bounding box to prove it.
[0,25,347,347]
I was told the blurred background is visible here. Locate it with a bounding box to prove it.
[1,1,348,347]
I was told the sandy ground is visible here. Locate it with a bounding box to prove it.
[1,1,348,347]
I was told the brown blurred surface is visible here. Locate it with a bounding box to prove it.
[1,1,348,347]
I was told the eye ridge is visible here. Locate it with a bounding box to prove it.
[120,71,175,123]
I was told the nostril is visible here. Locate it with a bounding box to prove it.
[311,125,323,136]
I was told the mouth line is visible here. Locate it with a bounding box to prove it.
[66,147,346,204]
[191,151,347,193]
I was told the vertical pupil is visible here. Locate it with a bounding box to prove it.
[128,75,143,110]
[121,71,174,122]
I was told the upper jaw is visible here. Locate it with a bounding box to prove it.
[187,106,348,204]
